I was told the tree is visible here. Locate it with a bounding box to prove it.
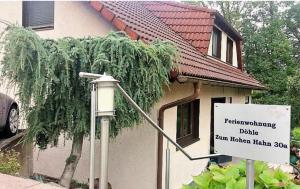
[0,26,177,187]
[243,19,296,106]
[286,3,300,126]
[288,71,300,127]
[240,3,298,126]
[286,3,300,58]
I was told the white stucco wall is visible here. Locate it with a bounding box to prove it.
[35,2,114,39]
[160,82,251,188]
[33,121,158,189]
[207,26,238,67]
[0,1,114,37]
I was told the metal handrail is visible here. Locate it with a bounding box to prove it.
[290,163,300,175]
[117,83,221,160]
[79,72,221,161]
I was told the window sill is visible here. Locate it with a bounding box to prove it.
[206,55,237,68]
[225,61,233,66]
[176,138,200,150]
[24,25,54,31]
[212,55,221,60]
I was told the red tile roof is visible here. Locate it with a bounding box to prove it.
[143,1,214,54]
[90,1,264,89]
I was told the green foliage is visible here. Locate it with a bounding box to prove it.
[286,3,300,58]
[288,71,300,127]
[0,150,21,175]
[182,161,300,189]
[0,26,177,149]
[71,180,89,189]
[285,3,300,126]
[292,127,300,141]
[239,3,298,127]
[66,155,77,165]
[243,18,296,105]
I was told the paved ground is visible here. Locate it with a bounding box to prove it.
[0,173,65,189]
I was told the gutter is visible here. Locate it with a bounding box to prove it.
[156,82,201,189]
[177,75,266,90]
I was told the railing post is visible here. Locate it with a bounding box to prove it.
[89,84,96,189]
[165,141,170,189]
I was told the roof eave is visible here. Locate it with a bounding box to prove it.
[214,12,243,40]
[177,74,266,90]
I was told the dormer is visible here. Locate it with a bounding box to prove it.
[207,13,243,70]
[139,3,244,71]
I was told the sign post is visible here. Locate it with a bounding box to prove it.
[246,159,254,189]
[214,104,291,188]
[247,98,254,189]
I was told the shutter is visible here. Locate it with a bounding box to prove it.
[23,1,54,28]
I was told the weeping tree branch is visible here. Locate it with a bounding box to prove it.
[0,26,177,187]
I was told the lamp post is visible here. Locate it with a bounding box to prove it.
[88,73,118,189]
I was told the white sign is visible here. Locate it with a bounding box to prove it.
[214,104,290,164]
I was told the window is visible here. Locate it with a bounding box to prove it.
[226,37,233,64]
[212,27,222,59]
[245,96,251,104]
[22,1,54,29]
[176,99,200,147]
[226,97,232,103]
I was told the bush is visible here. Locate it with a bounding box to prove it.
[290,128,300,149]
[0,150,21,175]
[293,128,300,142]
[182,161,300,189]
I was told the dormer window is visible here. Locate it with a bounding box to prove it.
[226,37,233,65]
[212,27,222,59]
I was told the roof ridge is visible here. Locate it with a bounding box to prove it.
[161,1,217,14]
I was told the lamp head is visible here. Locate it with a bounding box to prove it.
[92,74,119,117]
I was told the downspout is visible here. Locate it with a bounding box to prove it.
[157,82,201,189]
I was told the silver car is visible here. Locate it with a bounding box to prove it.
[0,93,19,136]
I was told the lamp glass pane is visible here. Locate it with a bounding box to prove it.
[97,87,114,113]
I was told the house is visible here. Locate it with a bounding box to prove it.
[0,1,264,189]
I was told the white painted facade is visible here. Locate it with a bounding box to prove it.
[207,26,238,67]
[160,82,250,188]
[0,2,251,189]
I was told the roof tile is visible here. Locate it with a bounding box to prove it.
[90,1,103,12]
[125,26,139,40]
[143,2,214,54]
[112,17,126,31]
[101,7,115,21]
[91,1,264,89]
